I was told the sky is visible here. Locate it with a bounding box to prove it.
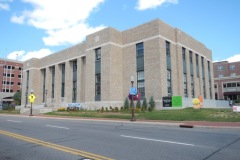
[0,0,240,62]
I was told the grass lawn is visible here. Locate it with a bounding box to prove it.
[45,108,240,122]
[0,110,20,114]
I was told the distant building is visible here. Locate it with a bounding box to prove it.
[0,58,23,105]
[21,19,214,108]
[213,61,240,101]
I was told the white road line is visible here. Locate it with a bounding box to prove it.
[46,125,69,130]
[7,120,22,123]
[121,135,195,146]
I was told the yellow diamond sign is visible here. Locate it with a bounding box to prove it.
[28,94,36,103]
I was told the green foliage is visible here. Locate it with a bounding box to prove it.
[45,108,240,122]
[136,100,141,109]
[123,97,129,110]
[13,91,21,105]
[142,97,148,111]
[105,107,109,112]
[57,107,66,111]
[148,96,155,112]
[114,107,119,112]
[101,106,104,113]
[3,104,15,111]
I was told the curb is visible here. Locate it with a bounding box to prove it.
[1,114,240,129]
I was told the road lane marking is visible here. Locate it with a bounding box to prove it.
[0,130,113,160]
[121,135,196,146]
[46,125,69,130]
[7,120,21,123]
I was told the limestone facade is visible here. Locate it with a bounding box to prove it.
[21,19,214,108]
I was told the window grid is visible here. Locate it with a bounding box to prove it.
[230,65,235,70]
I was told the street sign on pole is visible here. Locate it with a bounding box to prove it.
[28,94,36,103]
[28,93,36,116]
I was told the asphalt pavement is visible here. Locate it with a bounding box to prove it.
[4,113,240,129]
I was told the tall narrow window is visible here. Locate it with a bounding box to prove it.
[202,57,206,98]
[61,64,65,98]
[26,70,29,90]
[166,41,172,96]
[95,48,101,101]
[182,47,188,97]
[95,73,101,99]
[42,69,46,102]
[72,61,77,102]
[196,54,199,77]
[26,70,29,106]
[51,67,55,99]
[136,42,145,98]
[189,51,194,98]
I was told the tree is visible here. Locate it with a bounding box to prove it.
[148,96,155,112]
[123,97,129,110]
[13,91,21,105]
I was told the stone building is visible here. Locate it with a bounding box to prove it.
[21,19,214,109]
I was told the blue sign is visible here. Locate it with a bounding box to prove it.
[130,87,137,95]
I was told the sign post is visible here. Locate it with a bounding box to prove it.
[130,76,136,121]
[28,90,36,116]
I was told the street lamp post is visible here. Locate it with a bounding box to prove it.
[25,92,28,108]
[44,89,48,107]
[130,76,136,121]
[30,89,33,116]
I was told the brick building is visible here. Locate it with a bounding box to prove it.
[213,61,240,101]
[21,19,214,108]
[0,58,23,104]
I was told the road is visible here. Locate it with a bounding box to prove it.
[0,115,240,160]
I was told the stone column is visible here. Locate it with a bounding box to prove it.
[65,61,72,103]
[55,64,61,106]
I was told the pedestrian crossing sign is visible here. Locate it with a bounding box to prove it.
[28,94,36,103]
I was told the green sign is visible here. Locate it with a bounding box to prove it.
[172,96,182,107]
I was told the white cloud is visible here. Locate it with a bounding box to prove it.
[11,0,105,46]
[135,0,178,10]
[0,0,12,10]
[7,49,52,61]
[43,23,105,46]
[11,14,26,24]
[226,54,240,63]
[7,50,25,60]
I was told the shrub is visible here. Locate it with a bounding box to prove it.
[101,106,104,113]
[135,108,141,114]
[123,97,129,110]
[142,97,148,111]
[148,96,155,112]
[136,100,141,109]
[57,107,66,111]
[105,107,109,112]
[114,107,119,112]
[13,91,21,105]
[3,104,15,111]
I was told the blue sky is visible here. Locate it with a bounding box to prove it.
[0,0,240,62]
